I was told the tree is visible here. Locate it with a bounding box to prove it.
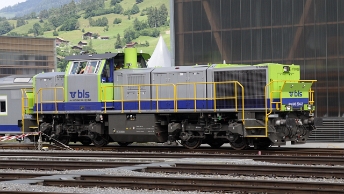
[133,18,147,31]
[131,4,140,14]
[113,18,122,24]
[111,0,122,6]
[39,9,49,19]
[158,4,168,26]
[83,39,96,53]
[115,33,122,49]
[89,17,108,27]
[32,23,43,36]
[57,59,68,72]
[0,20,14,35]
[147,7,158,28]
[16,19,26,27]
[29,12,36,19]
[147,4,168,28]
[43,22,52,31]
[123,27,138,43]
[136,0,144,3]
[60,18,79,31]
[113,4,123,14]
[92,33,99,39]
[53,31,59,36]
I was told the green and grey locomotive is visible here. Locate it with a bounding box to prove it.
[20,48,322,150]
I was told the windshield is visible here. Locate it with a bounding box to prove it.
[84,61,100,74]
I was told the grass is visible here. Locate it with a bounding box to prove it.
[22,0,170,54]
[8,19,40,34]
[4,0,170,55]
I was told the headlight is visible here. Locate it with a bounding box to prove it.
[286,105,292,111]
[307,104,312,110]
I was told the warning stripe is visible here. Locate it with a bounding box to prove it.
[0,132,40,141]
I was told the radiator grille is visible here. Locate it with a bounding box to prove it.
[128,75,145,91]
[214,69,266,108]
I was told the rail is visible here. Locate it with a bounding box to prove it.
[101,81,245,123]
[20,88,33,133]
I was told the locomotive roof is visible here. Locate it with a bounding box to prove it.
[65,53,118,61]
[65,52,151,61]
[0,75,33,88]
[0,75,33,84]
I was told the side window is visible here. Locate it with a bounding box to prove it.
[0,96,7,115]
[102,61,110,82]
[69,62,80,74]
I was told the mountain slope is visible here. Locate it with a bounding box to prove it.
[4,0,170,56]
[0,0,81,18]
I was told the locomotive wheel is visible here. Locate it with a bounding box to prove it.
[91,133,109,147]
[117,142,132,147]
[230,136,248,150]
[208,141,224,148]
[181,132,202,149]
[182,138,202,149]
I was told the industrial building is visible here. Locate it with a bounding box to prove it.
[170,0,344,141]
[0,36,56,78]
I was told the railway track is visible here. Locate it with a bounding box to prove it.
[1,150,344,193]
[1,143,344,157]
[0,160,147,170]
[1,151,344,165]
[1,173,344,193]
[1,161,344,179]
[142,163,344,179]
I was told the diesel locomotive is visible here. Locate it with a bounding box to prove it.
[19,48,322,150]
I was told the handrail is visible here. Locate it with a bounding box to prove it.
[20,88,33,133]
[101,81,245,124]
[101,83,177,113]
[36,87,65,125]
[174,81,245,124]
[309,89,314,105]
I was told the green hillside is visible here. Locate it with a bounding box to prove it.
[5,0,171,55]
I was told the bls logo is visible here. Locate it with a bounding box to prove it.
[70,90,90,99]
[289,90,302,97]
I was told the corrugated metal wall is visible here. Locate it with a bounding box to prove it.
[308,118,344,142]
[174,0,344,119]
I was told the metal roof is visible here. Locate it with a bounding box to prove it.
[65,53,119,61]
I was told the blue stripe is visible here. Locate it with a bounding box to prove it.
[0,125,21,133]
[33,98,310,112]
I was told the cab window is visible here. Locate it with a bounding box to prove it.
[69,61,87,74]
[69,62,80,74]
[84,61,100,74]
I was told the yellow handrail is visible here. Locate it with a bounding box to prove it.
[101,83,177,113]
[20,88,33,133]
[309,89,314,105]
[36,87,65,125]
[101,81,245,124]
